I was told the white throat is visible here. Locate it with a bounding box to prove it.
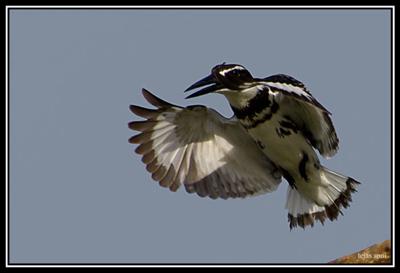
[217,85,261,109]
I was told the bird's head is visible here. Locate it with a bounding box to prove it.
[185,63,256,99]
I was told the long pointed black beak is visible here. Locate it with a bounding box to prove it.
[184,74,221,99]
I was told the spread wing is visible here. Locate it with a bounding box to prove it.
[263,74,339,158]
[129,89,282,199]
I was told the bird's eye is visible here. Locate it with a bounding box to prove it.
[232,70,240,76]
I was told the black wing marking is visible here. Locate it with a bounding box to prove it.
[262,75,339,157]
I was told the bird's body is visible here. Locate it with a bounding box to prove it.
[223,83,325,206]
[129,63,360,229]
[247,111,319,187]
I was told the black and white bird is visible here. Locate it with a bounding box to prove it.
[129,63,360,229]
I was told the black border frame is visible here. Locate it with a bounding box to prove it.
[5,5,395,267]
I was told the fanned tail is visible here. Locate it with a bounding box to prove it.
[285,167,360,229]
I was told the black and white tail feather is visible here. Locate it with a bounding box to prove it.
[129,64,360,229]
[286,167,359,229]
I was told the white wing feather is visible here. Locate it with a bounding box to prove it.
[129,89,282,199]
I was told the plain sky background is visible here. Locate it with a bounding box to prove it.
[9,8,392,264]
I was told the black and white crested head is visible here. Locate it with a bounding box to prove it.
[185,63,256,98]
[212,63,254,90]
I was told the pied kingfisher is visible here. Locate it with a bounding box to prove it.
[129,63,360,229]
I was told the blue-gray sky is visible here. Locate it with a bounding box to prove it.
[9,8,392,264]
